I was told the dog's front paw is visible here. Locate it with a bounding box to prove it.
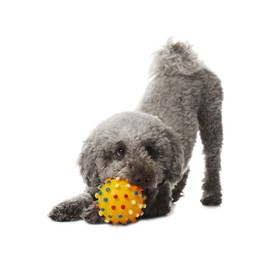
[81,204,104,224]
[201,194,222,206]
[48,202,82,222]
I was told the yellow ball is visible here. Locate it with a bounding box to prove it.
[94,177,147,225]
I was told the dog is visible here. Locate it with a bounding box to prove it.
[49,39,223,223]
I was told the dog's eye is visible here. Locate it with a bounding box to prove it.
[116,148,126,159]
[145,146,158,160]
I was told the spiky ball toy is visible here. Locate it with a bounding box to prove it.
[94,177,147,225]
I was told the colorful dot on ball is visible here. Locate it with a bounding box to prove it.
[103,198,108,202]
[124,194,128,198]
[134,191,138,195]
[106,187,110,192]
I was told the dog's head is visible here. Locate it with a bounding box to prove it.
[78,112,184,190]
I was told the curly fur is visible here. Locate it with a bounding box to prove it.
[49,39,223,223]
[149,38,203,77]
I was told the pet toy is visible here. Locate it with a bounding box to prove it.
[94,177,147,225]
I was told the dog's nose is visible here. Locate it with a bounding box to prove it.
[134,175,149,186]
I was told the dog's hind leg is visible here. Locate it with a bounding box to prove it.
[198,70,223,206]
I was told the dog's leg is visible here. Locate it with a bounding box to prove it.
[80,204,103,224]
[142,184,172,218]
[198,72,223,206]
[48,192,103,223]
[171,169,189,202]
[48,192,91,221]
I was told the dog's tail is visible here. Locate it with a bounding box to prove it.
[150,38,204,77]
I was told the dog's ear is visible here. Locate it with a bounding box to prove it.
[165,128,185,184]
[77,133,100,187]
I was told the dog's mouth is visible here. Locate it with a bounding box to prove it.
[115,174,157,190]
[131,175,151,188]
[114,164,159,190]
[131,181,153,190]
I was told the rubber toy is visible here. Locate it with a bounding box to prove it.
[94,177,147,225]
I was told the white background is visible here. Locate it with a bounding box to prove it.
[1,0,267,259]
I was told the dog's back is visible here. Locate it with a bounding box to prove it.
[137,40,223,205]
[137,40,223,165]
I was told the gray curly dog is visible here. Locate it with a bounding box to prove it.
[49,40,223,224]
